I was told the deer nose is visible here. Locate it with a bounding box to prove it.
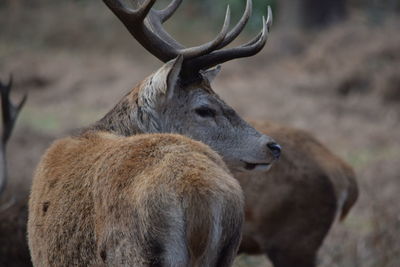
[267,142,281,159]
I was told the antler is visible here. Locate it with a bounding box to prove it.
[0,76,27,196]
[103,0,272,75]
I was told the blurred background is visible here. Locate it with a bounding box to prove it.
[0,0,399,266]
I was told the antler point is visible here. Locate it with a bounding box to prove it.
[266,6,273,27]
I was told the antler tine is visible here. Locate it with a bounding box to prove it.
[103,0,156,22]
[240,16,268,49]
[178,6,231,58]
[185,7,272,73]
[238,6,272,48]
[216,0,252,50]
[103,0,182,61]
[135,0,158,20]
[156,0,183,23]
[1,75,27,145]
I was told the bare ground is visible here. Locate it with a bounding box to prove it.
[1,2,399,266]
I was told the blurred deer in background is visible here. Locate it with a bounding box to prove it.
[238,121,358,267]
[28,0,279,266]
[0,76,31,267]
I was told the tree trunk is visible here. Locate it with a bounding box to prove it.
[301,0,347,28]
[278,0,347,30]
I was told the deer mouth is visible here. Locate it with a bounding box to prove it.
[241,160,272,172]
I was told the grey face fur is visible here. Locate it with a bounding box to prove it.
[133,57,280,173]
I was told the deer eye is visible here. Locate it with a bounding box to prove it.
[195,107,216,118]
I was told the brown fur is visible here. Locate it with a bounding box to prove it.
[237,120,359,267]
[28,132,243,267]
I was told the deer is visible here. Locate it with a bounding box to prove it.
[0,76,31,267]
[26,0,357,266]
[28,0,280,266]
[237,120,358,267]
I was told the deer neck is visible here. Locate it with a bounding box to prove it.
[87,87,144,137]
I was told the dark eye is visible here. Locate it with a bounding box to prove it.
[195,107,216,118]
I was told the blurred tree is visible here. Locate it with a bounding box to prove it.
[353,0,400,24]
[273,0,348,30]
[301,0,347,28]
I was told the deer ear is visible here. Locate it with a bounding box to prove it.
[138,56,183,110]
[200,65,221,83]
[137,56,183,132]
[166,55,183,100]
[146,55,183,102]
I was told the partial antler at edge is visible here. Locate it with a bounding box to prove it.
[0,75,27,197]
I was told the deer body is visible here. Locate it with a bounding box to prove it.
[28,132,243,267]
[238,121,358,267]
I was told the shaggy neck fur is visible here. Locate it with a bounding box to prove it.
[87,70,173,136]
[85,67,211,138]
[87,87,143,137]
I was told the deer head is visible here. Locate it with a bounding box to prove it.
[95,0,281,172]
[0,76,27,196]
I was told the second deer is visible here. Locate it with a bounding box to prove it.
[238,121,358,267]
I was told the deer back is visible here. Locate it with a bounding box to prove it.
[28,132,243,267]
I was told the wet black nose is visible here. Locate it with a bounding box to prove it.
[267,142,281,159]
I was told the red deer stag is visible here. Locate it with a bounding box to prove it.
[237,120,358,267]
[28,0,279,266]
